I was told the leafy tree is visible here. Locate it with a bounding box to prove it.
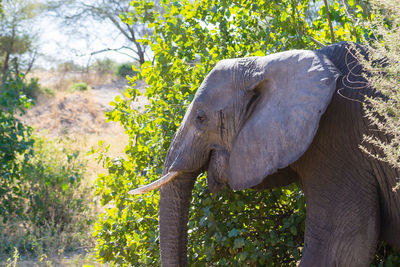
[0,0,41,77]
[46,0,160,66]
[93,0,396,265]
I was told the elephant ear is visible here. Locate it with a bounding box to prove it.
[228,50,340,190]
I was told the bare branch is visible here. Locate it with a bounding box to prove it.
[77,46,137,60]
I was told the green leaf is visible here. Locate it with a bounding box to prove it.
[233,237,245,249]
[290,226,298,236]
[228,228,240,237]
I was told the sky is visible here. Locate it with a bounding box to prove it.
[35,7,134,69]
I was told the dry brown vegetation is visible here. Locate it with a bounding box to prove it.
[1,70,139,265]
[24,91,107,135]
[23,71,132,178]
[29,70,115,92]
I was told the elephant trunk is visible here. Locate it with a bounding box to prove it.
[159,173,195,266]
[158,126,199,267]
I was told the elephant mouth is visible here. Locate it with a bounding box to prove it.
[206,148,230,193]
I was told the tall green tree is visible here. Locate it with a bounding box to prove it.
[93,0,398,266]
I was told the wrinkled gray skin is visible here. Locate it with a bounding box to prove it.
[158,42,400,266]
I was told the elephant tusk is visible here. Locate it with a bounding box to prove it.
[128,171,181,195]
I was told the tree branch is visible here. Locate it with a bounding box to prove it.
[78,46,138,60]
[310,36,325,47]
[323,0,335,43]
[24,49,37,75]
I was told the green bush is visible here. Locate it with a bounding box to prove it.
[16,77,55,99]
[93,0,397,266]
[116,62,137,78]
[21,77,41,99]
[0,135,94,259]
[0,70,33,221]
[188,179,305,266]
[68,82,90,92]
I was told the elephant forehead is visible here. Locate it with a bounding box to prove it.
[195,70,236,109]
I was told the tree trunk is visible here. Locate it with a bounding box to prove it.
[134,40,145,65]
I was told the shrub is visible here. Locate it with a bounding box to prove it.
[22,77,41,99]
[68,82,90,92]
[357,1,400,264]
[116,62,137,78]
[16,77,55,99]
[0,134,94,259]
[359,0,400,189]
[0,70,33,221]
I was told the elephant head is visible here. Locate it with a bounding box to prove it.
[130,48,343,265]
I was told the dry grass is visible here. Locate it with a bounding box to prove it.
[23,91,107,135]
[4,251,108,267]
[64,124,129,183]
[29,70,115,92]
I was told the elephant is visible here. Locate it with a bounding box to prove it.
[129,42,400,266]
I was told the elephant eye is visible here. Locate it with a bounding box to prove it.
[196,114,206,122]
[195,110,207,124]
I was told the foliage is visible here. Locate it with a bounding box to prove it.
[373,243,400,266]
[68,82,90,92]
[188,179,305,266]
[116,62,137,78]
[355,1,400,263]
[358,0,400,190]
[0,134,94,259]
[0,70,33,221]
[2,73,51,101]
[21,77,40,99]
[93,0,396,265]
